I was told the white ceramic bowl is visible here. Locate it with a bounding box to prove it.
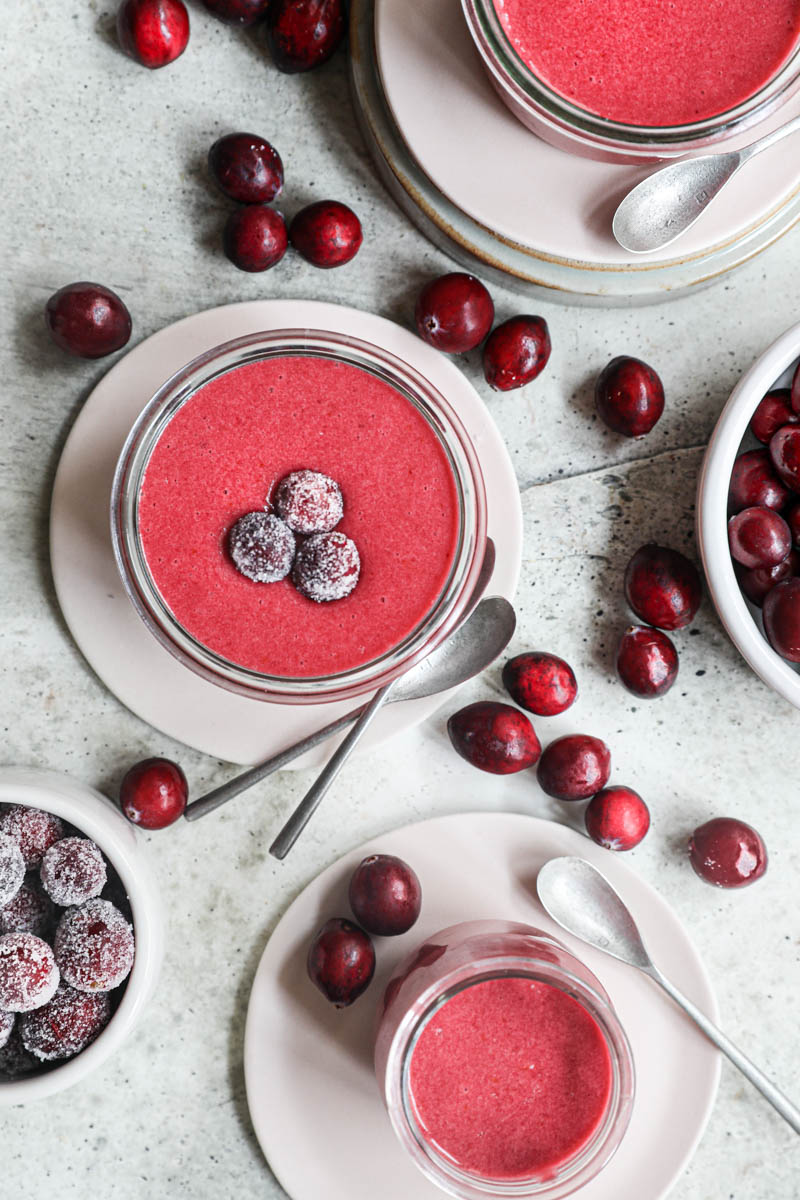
[697,321,800,708]
[0,767,164,1104]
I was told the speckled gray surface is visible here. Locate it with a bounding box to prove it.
[1,3,799,1198]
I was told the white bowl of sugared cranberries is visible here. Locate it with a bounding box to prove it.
[0,767,163,1104]
[698,321,800,709]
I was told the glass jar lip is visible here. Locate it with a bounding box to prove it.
[110,326,487,704]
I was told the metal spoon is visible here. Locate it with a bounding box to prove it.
[537,857,800,1135]
[612,113,800,253]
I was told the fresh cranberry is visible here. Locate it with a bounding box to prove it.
[728,507,791,570]
[0,881,52,938]
[120,757,188,830]
[769,424,800,491]
[585,786,650,851]
[0,933,59,1013]
[208,132,283,203]
[116,0,190,68]
[728,448,790,513]
[688,817,767,888]
[228,511,296,583]
[19,984,111,1062]
[792,359,800,413]
[750,389,797,444]
[292,532,360,602]
[537,734,611,801]
[595,355,664,438]
[501,652,577,716]
[738,550,799,606]
[785,501,800,548]
[0,807,65,869]
[266,0,345,72]
[616,625,678,698]
[447,701,541,774]
[44,282,132,359]
[223,206,288,272]
[40,838,107,907]
[0,835,25,908]
[54,900,135,994]
[763,577,800,660]
[0,1010,13,1051]
[624,544,702,631]
[289,200,362,268]
[415,273,494,355]
[274,470,343,534]
[348,855,421,937]
[307,918,375,1007]
[202,0,270,24]
[482,316,551,391]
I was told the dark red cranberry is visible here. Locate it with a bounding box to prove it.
[595,355,664,438]
[348,855,422,937]
[289,200,362,268]
[292,532,360,602]
[750,389,797,444]
[0,807,64,869]
[307,918,375,1007]
[537,734,611,801]
[228,511,296,582]
[45,282,132,359]
[266,0,345,72]
[274,470,343,534]
[482,316,551,391]
[792,359,800,413]
[40,838,107,907]
[728,448,790,513]
[728,507,791,569]
[202,0,270,25]
[616,625,678,698]
[54,899,135,993]
[785,501,800,548]
[116,0,190,68]
[688,817,767,888]
[0,933,59,1013]
[769,424,800,491]
[0,835,25,909]
[624,544,702,631]
[763,577,800,661]
[738,550,799,606]
[447,701,541,774]
[585,786,650,851]
[502,651,577,716]
[20,984,111,1062]
[208,132,283,203]
[120,757,188,829]
[415,273,494,355]
[224,206,288,272]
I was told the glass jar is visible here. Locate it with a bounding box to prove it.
[111,328,487,704]
[375,920,634,1199]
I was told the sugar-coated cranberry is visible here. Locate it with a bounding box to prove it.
[728,448,789,513]
[44,282,132,359]
[307,917,375,1007]
[616,625,678,698]
[447,701,541,775]
[40,838,107,908]
[223,206,288,272]
[728,507,791,570]
[537,734,611,801]
[228,511,296,583]
[750,389,798,444]
[54,900,135,993]
[208,132,283,203]
[202,0,270,25]
[502,652,577,716]
[624,544,702,631]
[0,933,59,1013]
[266,0,345,72]
[116,0,190,68]
[0,1009,13,1050]
[738,550,799,606]
[482,316,551,391]
[0,835,25,908]
[274,470,343,534]
[348,855,421,937]
[595,356,664,438]
[0,880,52,938]
[19,984,111,1062]
[688,817,767,888]
[289,200,362,268]
[763,577,800,661]
[0,1029,38,1078]
[292,531,360,602]
[769,424,800,492]
[584,786,650,851]
[120,757,188,830]
[415,273,494,355]
[0,806,65,869]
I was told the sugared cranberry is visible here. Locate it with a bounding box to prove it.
[728,507,791,570]
[763,577,800,661]
[0,1010,13,1051]
[0,880,52,938]
[289,200,362,268]
[228,511,296,583]
[0,933,59,1013]
[785,501,800,548]
[19,984,111,1062]
[482,316,551,391]
[116,0,190,68]
[501,652,577,716]
[54,899,135,994]
[0,1029,38,1078]
[769,424,800,492]
[415,273,494,355]
[208,132,283,203]
[0,835,25,908]
[688,817,767,888]
[447,701,541,775]
[44,282,132,359]
[0,806,65,869]
[750,389,797,444]
[202,0,270,25]
[595,356,664,438]
[624,544,702,631]
[738,550,799,606]
[274,470,343,534]
[120,757,188,830]
[537,734,611,801]
[585,786,650,851]
[728,448,789,513]
[307,918,375,1007]
[292,532,360,602]
[616,625,678,698]
[348,855,421,937]
[266,0,345,72]
[223,206,288,272]
[40,838,107,908]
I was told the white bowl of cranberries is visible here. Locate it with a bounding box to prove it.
[0,767,163,1104]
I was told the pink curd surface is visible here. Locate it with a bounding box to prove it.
[494,0,800,126]
[408,977,612,1180]
[138,355,460,678]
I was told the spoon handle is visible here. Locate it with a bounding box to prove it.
[740,110,800,163]
[648,964,800,1134]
